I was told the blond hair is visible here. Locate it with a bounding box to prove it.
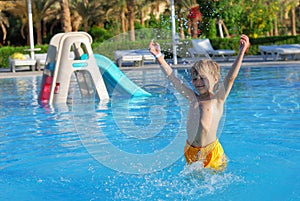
[190,60,220,90]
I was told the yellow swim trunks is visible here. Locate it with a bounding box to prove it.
[184,139,227,171]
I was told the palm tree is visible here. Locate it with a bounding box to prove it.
[136,0,166,27]
[70,0,104,32]
[105,0,127,34]
[4,1,28,42]
[60,0,72,32]
[270,0,299,36]
[290,6,296,35]
[0,11,9,44]
[0,1,15,44]
[42,3,60,38]
[32,0,59,44]
[174,0,188,39]
[284,0,299,35]
[126,0,168,41]
[126,0,135,41]
[4,0,59,45]
[136,0,150,27]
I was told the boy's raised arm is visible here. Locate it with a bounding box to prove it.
[218,34,250,101]
[149,40,195,100]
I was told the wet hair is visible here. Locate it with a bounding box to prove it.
[190,60,220,91]
[190,59,220,81]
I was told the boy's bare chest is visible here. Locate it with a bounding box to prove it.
[187,99,223,143]
[198,101,215,120]
[189,99,222,121]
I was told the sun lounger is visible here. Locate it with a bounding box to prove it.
[275,45,300,60]
[114,49,156,67]
[135,49,156,64]
[114,50,143,67]
[258,45,277,61]
[259,44,300,61]
[188,39,235,61]
[35,53,47,71]
[9,54,36,73]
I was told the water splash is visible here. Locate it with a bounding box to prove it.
[106,162,244,200]
[178,162,244,197]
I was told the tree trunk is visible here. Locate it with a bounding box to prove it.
[274,17,278,36]
[221,20,230,38]
[140,9,144,27]
[43,21,47,40]
[126,0,135,41]
[191,18,198,38]
[291,6,296,35]
[61,0,72,32]
[178,13,185,40]
[0,23,7,44]
[35,20,42,45]
[121,11,126,33]
[84,20,89,32]
[187,21,191,38]
[50,20,59,35]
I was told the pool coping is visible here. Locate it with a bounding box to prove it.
[1,55,299,78]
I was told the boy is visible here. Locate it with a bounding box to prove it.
[149,35,250,171]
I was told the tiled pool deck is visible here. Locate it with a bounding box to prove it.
[1,55,299,79]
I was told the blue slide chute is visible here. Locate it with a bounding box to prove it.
[94,54,151,97]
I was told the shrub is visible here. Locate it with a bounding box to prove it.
[89,26,113,43]
[0,45,48,68]
[1,34,299,68]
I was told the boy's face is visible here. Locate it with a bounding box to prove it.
[191,71,217,95]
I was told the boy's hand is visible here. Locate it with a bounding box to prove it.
[149,39,161,57]
[240,34,250,54]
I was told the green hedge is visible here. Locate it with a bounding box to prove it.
[0,45,48,68]
[93,39,173,60]
[0,35,299,68]
[209,35,300,56]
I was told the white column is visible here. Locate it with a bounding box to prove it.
[27,0,35,59]
[171,0,177,65]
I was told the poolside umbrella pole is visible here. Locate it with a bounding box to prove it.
[171,0,177,65]
[27,0,35,59]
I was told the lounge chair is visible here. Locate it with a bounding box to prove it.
[135,49,157,64]
[114,49,157,67]
[114,50,143,67]
[188,39,235,61]
[9,54,36,73]
[259,44,300,61]
[35,53,47,71]
[258,45,277,61]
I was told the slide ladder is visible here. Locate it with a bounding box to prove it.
[39,32,109,105]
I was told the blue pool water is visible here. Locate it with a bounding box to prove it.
[0,66,299,201]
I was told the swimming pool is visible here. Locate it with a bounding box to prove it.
[0,65,299,200]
